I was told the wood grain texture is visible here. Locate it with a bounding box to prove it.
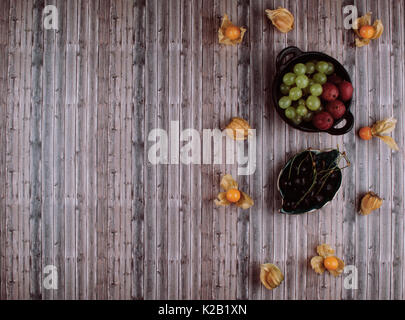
[0,0,404,300]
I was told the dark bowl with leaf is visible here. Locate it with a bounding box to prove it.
[277,149,350,214]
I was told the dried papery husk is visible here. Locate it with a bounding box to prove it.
[353,12,384,47]
[236,191,254,210]
[317,244,335,258]
[225,117,251,141]
[220,174,238,191]
[215,174,253,209]
[260,263,284,290]
[355,38,370,48]
[214,192,231,207]
[218,14,246,46]
[375,135,399,151]
[369,118,399,151]
[371,19,384,40]
[371,117,397,136]
[360,192,383,215]
[353,12,372,36]
[265,8,294,33]
[328,257,345,277]
[310,256,325,274]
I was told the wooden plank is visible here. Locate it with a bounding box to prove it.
[121,0,133,300]
[0,0,10,300]
[20,0,33,299]
[201,0,214,299]
[190,0,202,300]
[390,0,404,300]
[248,0,263,300]
[361,0,378,300]
[317,0,332,300]
[30,0,44,300]
[64,0,78,300]
[236,0,250,300]
[96,0,110,299]
[107,0,122,300]
[156,0,169,300]
[76,0,89,300]
[353,0,369,300]
[341,0,357,301]
[377,0,392,300]
[132,0,146,300]
[284,0,298,300]
[305,0,320,300]
[224,0,239,300]
[16,0,26,299]
[167,0,180,300]
[261,0,275,301]
[179,0,192,300]
[144,0,158,300]
[42,0,56,301]
[329,0,340,299]
[271,0,287,301]
[53,0,67,300]
[86,0,98,300]
[6,0,20,300]
[211,0,226,300]
[294,0,309,300]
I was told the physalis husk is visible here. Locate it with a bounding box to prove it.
[353,12,384,47]
[310,244,345,277]
[218,14,246,46]
[214,174,253,210]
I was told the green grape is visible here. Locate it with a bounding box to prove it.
[303,111,314,122]
[316,61,329,73]
[289,87,303,101]
[278,96,292,109]
[283,72,296,86]
[309,83,323,96]
[313,72,327,84]
[293,63,307,75]
[306,95,321,111]
[296,105,308,117]
[285,107,296,120]
[295,75,309,89]
[280,83,291,95]
[303,79,314,95]
[292,115,303,125]
[298,98,306,106]
[325,62,335,75]
[305,62,316,74]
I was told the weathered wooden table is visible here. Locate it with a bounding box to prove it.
[0,0,404,300]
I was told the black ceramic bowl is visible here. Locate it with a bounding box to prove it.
[272,46,354,135]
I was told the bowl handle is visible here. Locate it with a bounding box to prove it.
[326,111,354,135]
[276,46,303,73]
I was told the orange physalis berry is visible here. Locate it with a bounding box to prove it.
[323,256,339,271]
[359,126,373,140]
[359,25,376,39]
[226,189,241,203]
[225,25,241,40]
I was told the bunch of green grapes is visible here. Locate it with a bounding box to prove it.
[278,60,334,125]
